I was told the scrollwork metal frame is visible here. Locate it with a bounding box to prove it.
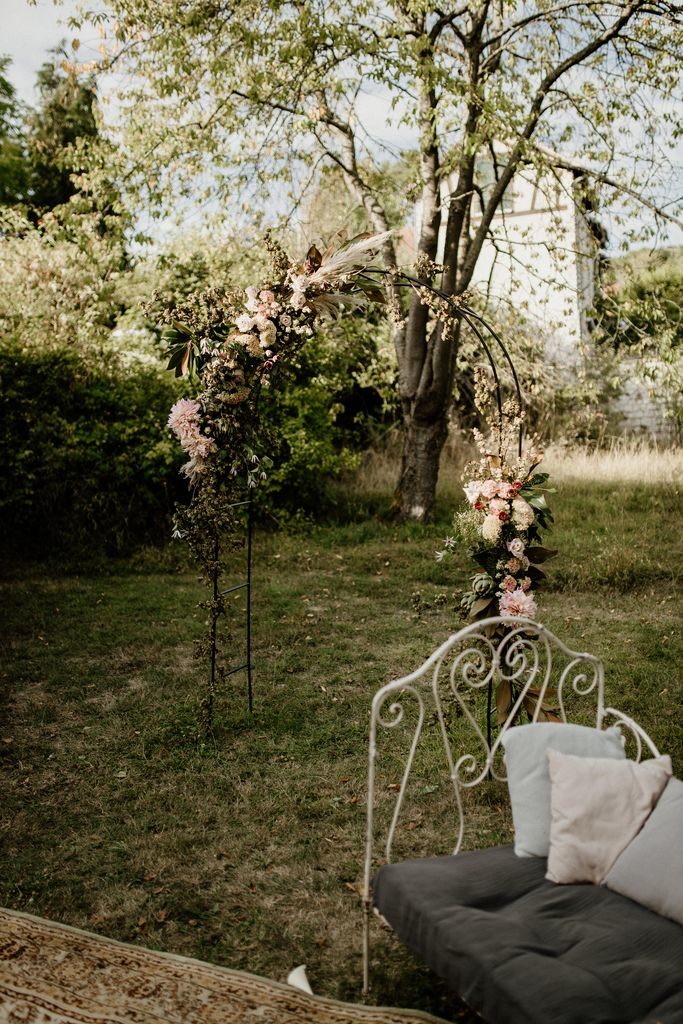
[361,615,660,998]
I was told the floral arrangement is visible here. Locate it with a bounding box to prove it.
[166,230,390,489]
[163,230,389,734]
[437,368,558,722]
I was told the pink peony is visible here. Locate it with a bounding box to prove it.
[481,479,499,500]
[505,557,522,573]
[501,575,517,592]
[520,576,532,591]
[183,434,216,461]
[499,588,537,618]
[168,398,201,442]
[512,497,535,530]
[497,482,516,499]
[488,498,508,513]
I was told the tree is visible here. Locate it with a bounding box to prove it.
[82,0,683,519]
[0,57,29,205]
[25,52,100,212]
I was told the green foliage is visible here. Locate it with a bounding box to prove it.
[594,246,683,436]
[256,313,395,520]
[0,340,184,554]
[0,56,29,205]
[0,205,127,353]
[24,54,99,212]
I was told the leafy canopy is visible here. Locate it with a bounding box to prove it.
[75,0,682,248]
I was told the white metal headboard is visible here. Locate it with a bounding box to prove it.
[361,615,659,997]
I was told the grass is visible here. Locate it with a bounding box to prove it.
[335,434,682,511]
[1,470,682,1022]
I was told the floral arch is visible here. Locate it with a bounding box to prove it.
[164,231,555,736]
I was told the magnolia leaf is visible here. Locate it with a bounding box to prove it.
[536,707,562,723]
[306,244,322,266]
[527,685,560,711]
[525,565,547,582]
[484,622,504,639]
[171,319,192,337]
[355,277,386,303]
[528,494,549,512]
[495,679,513,725]
[470,596,494,617]
[526,546,559,563]
[528,472,549,486]
[166,340,195,378]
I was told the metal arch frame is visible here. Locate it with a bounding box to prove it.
[362,269,525,457]
[361,615,660,999]
[206,272,522,730]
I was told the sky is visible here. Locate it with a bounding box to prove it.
[3,0,83,104]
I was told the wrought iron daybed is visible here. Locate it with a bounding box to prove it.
[362,616,683,1024]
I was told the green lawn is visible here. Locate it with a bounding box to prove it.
[1,480,681,1022]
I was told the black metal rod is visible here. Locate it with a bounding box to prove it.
[246,498,254,713]
[225,661,249,677]
[219,582,249,597]
[207,532,219,736]
[363,268,525,457]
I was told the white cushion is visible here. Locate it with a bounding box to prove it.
[604,777,683,924]
[545,750,672,884]
[501,723,626,857]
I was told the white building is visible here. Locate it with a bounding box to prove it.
[413,164,599,364]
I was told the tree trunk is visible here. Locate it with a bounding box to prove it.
[395,409,450,522]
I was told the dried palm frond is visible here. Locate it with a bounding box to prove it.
[307,231,393,287]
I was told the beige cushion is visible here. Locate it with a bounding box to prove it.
[545,750,672,884]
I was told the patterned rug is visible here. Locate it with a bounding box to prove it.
[0,907,447,1023]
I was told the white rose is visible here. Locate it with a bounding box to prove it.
[507,537,525,557]
[235,313,255,333]
[463,480,482,504]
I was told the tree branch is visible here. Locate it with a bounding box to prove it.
[459,0,651,289]
[533,142,683,231]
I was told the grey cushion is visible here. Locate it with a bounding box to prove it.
[373,845,683,1024]
[605,777,683,925]
[501,723,626,857]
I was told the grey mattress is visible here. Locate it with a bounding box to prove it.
[373,845,683,1024]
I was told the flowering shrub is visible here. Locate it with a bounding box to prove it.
[0,340,183,554]
[437,368,559,722]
